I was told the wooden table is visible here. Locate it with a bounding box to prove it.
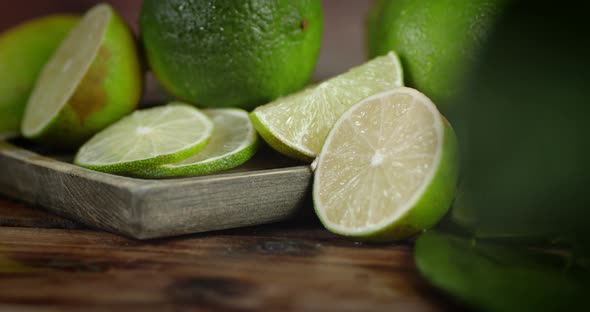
[0,196,460,311]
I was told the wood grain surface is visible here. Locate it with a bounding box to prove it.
[0,196,461,312]
[0,140,313,239]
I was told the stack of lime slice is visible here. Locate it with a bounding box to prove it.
[74,104,258,177]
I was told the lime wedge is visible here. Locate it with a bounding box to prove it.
[134,108,258,178]
[0,15,78,139]
[313,87,458,242]
[250,52,403,161]
[21,4,142,149]
[74,104,214,174]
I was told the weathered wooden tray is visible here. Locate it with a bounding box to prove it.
[0,139,313,239]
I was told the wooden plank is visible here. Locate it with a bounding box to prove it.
[0,225,459,311]
[0,198,82,230]
[0,140,313,239]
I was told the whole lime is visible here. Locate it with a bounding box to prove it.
[367,0,505,110]
[140,0,323,110]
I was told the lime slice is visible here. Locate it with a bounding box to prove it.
[313,87,458,242]
[74,104,213,174]
[134,108,258,178]
[250,52,403,161]
[21,4,142,149]
[0,15,78,139]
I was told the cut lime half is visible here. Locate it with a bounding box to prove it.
[313,87,458,242]
[21,3,142,149]
[0,14,78,138]
[74,104,213,174]
[251,52,403,161]
[135,108,258,178]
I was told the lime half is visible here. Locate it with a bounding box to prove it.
[74,104,213,174]
[313,87,458,242]
[0,15,78,138]
[251,52,403,161]
[135,108,258,178]
[21,4,142,149]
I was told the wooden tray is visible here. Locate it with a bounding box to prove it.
[0,139,313,239]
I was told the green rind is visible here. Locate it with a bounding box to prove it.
[26,5,143,150]
[249,111,313,162]
[140,0,323,110]
[132,138,258,179]
[0,15,79,137]
[314,119,459,242]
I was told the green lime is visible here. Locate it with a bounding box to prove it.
[140,0,323,110]
[367,0,505,110]
[313,87,458,242]
[135,108,258,178]
[21,4,142,149]
[0,15,78,139]
[74,104,214,175]
[251,52,403,161]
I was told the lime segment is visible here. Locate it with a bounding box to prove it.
[251,52,404,161]
[313,87,458,242]
[74,104,214,174]
[135,108,258,178]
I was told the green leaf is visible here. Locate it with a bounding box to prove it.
[415,231,588,312]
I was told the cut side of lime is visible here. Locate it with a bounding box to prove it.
[313,87,458,242]
[134,108,258,178]
[250,52,404,161]
[74,104,213,174]
[21,3,142,149]
[0,15,78,139]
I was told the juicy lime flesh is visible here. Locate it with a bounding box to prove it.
[166,109,255,168]
[140,0,323,109]
[252,52,403,159]
[22,4,110,137]
[0,15,78,136]
[314,88,443,234]
[75,104,213,168]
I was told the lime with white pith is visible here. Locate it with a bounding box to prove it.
[21,3,142,149]
[313,87,458,242]
[74,104,213,174]
[251,52,403,161]
[134,108,258,178]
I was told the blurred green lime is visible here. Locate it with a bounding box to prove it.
[367,0,505,110]
[140,0,323,110]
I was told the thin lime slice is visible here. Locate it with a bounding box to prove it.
[21,4,142,149]
[74,104,213,174]
[134,108,258,178]
[250,52,403,161]
[313,87,458,242]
